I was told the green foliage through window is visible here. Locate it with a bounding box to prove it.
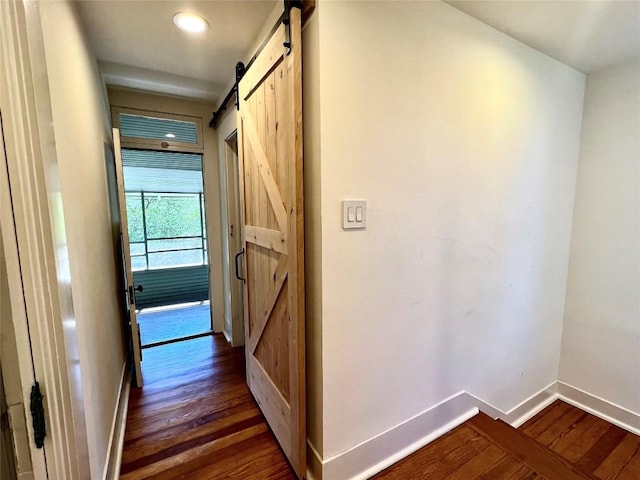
[125,191,207,271]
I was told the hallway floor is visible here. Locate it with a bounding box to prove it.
[137,302,212,346]
[120,335,295,479]
[374,400,640,479]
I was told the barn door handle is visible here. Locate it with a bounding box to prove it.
[235,249,246,284]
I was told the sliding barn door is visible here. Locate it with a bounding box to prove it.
[237,7,305,478]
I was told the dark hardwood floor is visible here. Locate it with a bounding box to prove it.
[373,422,543,480]
[120,334,295,479]
[121,340,638,480]
[374,400,640,480]
[520,400,640,479]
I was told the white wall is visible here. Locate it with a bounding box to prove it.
[560,59,640,414]
[309,0,585,461]
[39,2,126,477]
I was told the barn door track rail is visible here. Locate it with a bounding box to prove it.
[209,1,309,129]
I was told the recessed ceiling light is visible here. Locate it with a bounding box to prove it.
[173,12,209,34]
[165,133,176,138]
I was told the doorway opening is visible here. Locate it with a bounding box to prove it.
[103,3,307,476]
[222,131,245,347]
[116,109,214,349]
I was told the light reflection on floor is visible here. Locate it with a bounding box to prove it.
[137,301,211,346]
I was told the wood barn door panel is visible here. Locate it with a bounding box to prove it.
[254,280,290,399]
[237,7,305,478]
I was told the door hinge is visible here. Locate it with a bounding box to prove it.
[30,381,46,448]
[0,411,9,432]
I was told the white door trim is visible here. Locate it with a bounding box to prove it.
[0,1,89,478]
[223,132,245,347]
[0,110,39,480]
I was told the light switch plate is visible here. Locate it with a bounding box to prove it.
[342,200,367,229]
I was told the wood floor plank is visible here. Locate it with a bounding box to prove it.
[522,401,572,438]
[476,455,539,480]
[150,430,288,480]
[124,384,254,436]
[615,447,640,480]
[559,417,614,464]
[124,400,259,453]
[121,423,270,479]
[444,444,506,479]
[189,435,295,480]
[422,434,491,478]
[519,400,564,432]
[468,412,597,480]
[552,413,600,455]
[537,408,588,447]
[372,426,488,479]
[594,432,640,479]
[576,425,630,475]
[122,413,264,474]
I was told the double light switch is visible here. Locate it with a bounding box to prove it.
[342,200,367,229]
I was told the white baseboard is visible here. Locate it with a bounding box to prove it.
[319,392,479,480]
[469,381,559,428]
[222,328,232,344]
[557,381,640,435]
[312,385,559,480]
[103,362,131,480]
[307,440,323,480]
[307,381,639,480]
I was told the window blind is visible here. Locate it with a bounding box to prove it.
[120,113,198,144]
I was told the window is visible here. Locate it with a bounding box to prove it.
[126,192,208,271]
[120,114,198,144]
[113,107,203,152]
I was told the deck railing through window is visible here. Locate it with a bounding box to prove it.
[125,191,208,271]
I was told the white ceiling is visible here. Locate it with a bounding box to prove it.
[445,0,640,73]
[77,0,639,105]
[75,0,279,103]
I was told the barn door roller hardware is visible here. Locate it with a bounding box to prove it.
[235,61,246,109]
[208,62,244,129]
[209,1,304,128]
[283,1,302,55]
